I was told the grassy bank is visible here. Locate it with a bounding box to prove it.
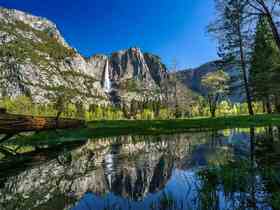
[89,114,280,131]
[5,114,280,146]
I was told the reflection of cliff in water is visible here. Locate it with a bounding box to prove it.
[0,131,247,210]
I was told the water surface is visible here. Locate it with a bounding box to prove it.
[0,127,279,210]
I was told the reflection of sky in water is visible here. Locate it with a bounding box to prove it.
[72,170,200,210]
[71,129,272,210]
[73,165,266,210]
[0,128,277,210]
[73,167,272,210]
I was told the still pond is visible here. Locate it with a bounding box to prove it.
[0,127,279,210]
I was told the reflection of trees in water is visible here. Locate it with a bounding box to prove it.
[0,133,211,209]
[197,127,280,210]
[254,126,280,209]
[0,130,251,210]
[197,128,260,209]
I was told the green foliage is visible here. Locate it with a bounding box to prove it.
[197,129,280,210]
[216,100,232,116]
[202,70,230,94]
[158,108,174,120]
[0,95,266,122]
[271,192,280,209]
[202,70,230,117]
[250,16,280,113]
[190,100,264,117]
[0,96,55,116]
[198,160,255,209]
[138,109,154,120]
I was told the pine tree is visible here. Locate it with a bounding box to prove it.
[250,16,280,113]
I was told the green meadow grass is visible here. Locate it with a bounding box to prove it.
[4,114,280,146]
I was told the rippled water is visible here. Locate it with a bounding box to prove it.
[0,127,280,210]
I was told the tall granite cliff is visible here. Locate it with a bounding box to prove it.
[0,7,172,105]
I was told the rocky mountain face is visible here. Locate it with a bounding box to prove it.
[176,61,244,102]
[0,7,107,104]
[0,7,170,106]
[176,61,221,93]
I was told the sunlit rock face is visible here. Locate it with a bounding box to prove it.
[0,7,69,48]
[0,7,172,105]
[110,48,166,87]
[108,47,168,103]
[0,7,108,104]
[86,54,108,81]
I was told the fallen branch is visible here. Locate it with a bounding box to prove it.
[0,109,85,135]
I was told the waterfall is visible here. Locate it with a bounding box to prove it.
[103,59,111,93]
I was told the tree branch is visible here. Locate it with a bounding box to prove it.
[247,0,265,13]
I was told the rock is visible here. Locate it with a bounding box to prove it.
[175,61,244,102]
[0,7,69,47]
[0,6,195,107]
[144,53,168,86]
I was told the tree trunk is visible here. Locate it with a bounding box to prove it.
[208,95,218,118]
[56,111,62,128]
[0,112,85,135]
[211,109,216,118]
[262,101,266,113]
[275,96,280,113]
[266,98,272,114]
[237,16,254,115]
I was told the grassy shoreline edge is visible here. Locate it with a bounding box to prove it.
[6,114,280,145]
[89,114,280,130]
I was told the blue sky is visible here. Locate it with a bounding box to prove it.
[0,0,218,69]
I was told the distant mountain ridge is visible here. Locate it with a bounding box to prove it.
[176,61,244,102]
[176,61,221,93]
